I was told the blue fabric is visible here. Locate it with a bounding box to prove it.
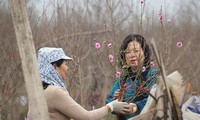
[37,47,72,89]
[106,68,158,120]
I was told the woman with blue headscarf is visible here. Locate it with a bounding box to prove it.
[28,47,134,120]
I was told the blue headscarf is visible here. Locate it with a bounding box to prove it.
[37,47,72,89]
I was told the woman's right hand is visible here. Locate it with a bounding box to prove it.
[107,100,131,114]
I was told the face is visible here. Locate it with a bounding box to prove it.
[125,41,145,69]
[55,60,69,80]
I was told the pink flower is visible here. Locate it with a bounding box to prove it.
[95,43,101,49]
[141,66,146,72]
[108,55,114,62]
[103,40,107,44]
[159,15,163,20]
[176,42,183,48]
[150,61,155,67]
[140,0,144,4]
[24,117,29,120]
[167,19,171,24]
[108,43,112,48]
[122,65,126,69]
[116,71,121,78]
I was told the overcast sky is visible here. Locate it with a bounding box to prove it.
[32,0,180,17]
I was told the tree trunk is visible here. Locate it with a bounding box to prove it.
[8,0,49,119]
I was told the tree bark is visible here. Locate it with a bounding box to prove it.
[8,0,49,119]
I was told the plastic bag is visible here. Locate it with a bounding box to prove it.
[140,84,156,114]
[181,96,200,120]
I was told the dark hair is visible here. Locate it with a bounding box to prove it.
[119,34,151,86]
[51,59,65,67]
[42,59,65,90]
[119,34,151,69]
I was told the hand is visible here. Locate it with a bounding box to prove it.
[113,85,126,100]
[129,103,138,113]
[113,89,120,100]
[107,100,131,114]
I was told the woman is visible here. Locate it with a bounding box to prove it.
[106,34,158,119]
[28,47,133,120]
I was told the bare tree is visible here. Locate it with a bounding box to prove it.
[8,0,49,119]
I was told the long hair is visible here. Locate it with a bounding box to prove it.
[119,34,151,85]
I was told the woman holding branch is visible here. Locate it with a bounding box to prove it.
[28,47,133,120]
[106,34,158,120]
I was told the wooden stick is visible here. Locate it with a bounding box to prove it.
[151,39,174,119]
[155,76,164,119]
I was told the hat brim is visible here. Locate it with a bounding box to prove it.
[61,55,72,61]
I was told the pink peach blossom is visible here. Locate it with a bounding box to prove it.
[24,117,29,120]
[167,19,171,24]
[159,15,163,20]
[176,42,183,48]
[108,55,114,62]
[116,71,121,78]
[103,40,107,44]
[95,43,101,49]
[150,61,155,67]
[141,66,146,72]
[108,43,112,48]
[122,65,128,69]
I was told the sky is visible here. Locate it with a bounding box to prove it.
[32,0,180,18]
[147,0,179,14]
